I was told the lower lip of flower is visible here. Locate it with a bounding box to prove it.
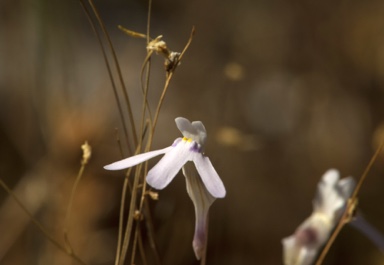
[182,137,202,153]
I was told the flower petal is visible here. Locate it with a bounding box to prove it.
[146,141,192,189]
[282,235,317,265]
[193,154,226,198]
[282,214,332,265]
[314,169,344,217]
[191,121,207,146]
[104,146,172,170]
[182,162,215,260]
[337,176,355,199]
[175,117,197,139]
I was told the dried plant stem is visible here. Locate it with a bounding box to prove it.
[89,0,138,147]
[128,26,196,264]
[130,220,146,265]
[118,165,143,265]
[140,0,154,120]
[140,53,154,120]
[350,141,384,199]
[63,157,88,252]
[79,0,132,155]
[146,0,152,44]
[129,26,196,264]
[143,197,162,264]
[129,0,160,261]
[117,180,148,265]
[114,172,131,265]
[0,179,87,265]
[150,27,195,140]
[115,125,150,265]
[117,125,152,265]
[137,227,148,265]
[315,140,384,265]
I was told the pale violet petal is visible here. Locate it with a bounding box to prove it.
[283,232,317,265]
[182,162,215,260]
[322,169,340,184]
[104,146,172,170]
[282,214,332,265]
[191,121,206,134]
[283,169,351,265]
[146,141,192,189]
[282,236,317,265]
[337,176,355,199]
[193,154,226,198]
[175,117,197,139]
[282,236,296,265]
[314,169,344,217]
[191,121,207,146]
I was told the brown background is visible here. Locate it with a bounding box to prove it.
[1,0,384,264]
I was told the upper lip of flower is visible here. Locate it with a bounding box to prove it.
[104,117,226,198]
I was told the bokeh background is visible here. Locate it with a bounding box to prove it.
[1,0,384,264]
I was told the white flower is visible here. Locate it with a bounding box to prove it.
[282,169,355,265]
[104,117,226,259]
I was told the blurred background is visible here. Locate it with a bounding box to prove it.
[1,0,384,264]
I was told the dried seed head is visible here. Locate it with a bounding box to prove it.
[147,190,159,200]
[147,35,170,57]
[81,141,92,165]
[133,210,143,221]
[165,51,181,73]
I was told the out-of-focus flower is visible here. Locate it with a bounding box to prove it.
[282,169,355,265]
[104,117,226,259]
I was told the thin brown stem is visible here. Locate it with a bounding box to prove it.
[0,179,87,265]
[150,27,195,139]
[118,165,143,265]
[130,26,196,265]
[138,226,148,265]
[79,0,132,155]
[130,220,141,265]
[63,158,88,252]
[315,140,384,265]
[114,168,132,265]
[140,52,154,120]
[143,197,162,264]
[116,122,150,265]
[351,141,384,200]
[88,0,138,148]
